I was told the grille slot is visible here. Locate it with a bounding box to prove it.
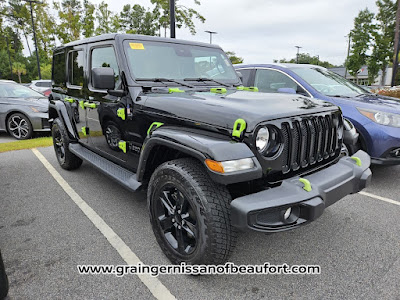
[280,113,341,174]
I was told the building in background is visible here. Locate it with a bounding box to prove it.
[329,66,393,87]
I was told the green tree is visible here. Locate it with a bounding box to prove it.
[53,0,82,44]
[274,53,336,68]
[369,0,397,85]
[12,61,26,83]
[118,4,158,35]
[346,8,375,83]
[41,63,52,79]
[226,51,243,64]
[95,1,114,35]
[150,0,205,36]
[82,0,95,38]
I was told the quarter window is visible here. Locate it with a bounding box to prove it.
[237,68,252,86]
[68,50,84,87]
[52,52,66,87]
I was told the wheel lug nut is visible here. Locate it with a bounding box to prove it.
[178,225,181,229]
[177,210,181,214]
[172,218,175,223]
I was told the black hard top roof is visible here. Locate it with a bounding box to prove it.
[54,33,220,51]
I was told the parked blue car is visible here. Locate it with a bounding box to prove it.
[235,64,400,165]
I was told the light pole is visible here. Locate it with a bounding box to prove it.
[344,34,351,79]
[22,0,42,79]
[205,31,217,44]
[169,0,176,38]
[295,46,302,63]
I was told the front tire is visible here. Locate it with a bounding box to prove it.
[52,118,82,170]
[7,113,33,140]
[148,158,237,265]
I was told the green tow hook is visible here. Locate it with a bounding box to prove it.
[232,118,246,139]
[351,156,362,167]
[147,122,164,136]
[299,178,312,192]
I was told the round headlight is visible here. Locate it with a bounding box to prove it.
[256,127,269,152]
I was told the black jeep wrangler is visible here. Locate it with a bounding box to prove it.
[49,34,371,265]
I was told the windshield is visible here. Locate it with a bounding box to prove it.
[124,40,239,84]
[0,82,45,98]
[290,67,369,97]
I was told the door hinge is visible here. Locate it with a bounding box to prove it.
[119,140,127,153]
[117,108,126,120]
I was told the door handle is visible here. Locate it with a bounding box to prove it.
[83,102,97,109]
[64,97,74,103]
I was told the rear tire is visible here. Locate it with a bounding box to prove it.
[148,158,237,265]
[52,118,82,170]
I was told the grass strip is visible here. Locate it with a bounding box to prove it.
[0,136,53,153]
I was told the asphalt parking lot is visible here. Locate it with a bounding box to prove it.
[1,145,400,299]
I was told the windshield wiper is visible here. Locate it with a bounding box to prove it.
[135,78,194,88]
[183,77,231,87]
[328,95,351,98]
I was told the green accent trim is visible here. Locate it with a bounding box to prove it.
[243,86,259,92]
[119,141,127,153]
[168,88,184,93]
[84,102,97,109]
[232,118,246,138]
[351,156,362,167]
[117,108,126,120]
[65,97,74,103]
[147,122,164,135]
[299,178,312,192]
[79,101,85,110]
[81,127,88,136]
[210,87,227,94]
[236,86,245,90]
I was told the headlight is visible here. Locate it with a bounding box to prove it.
[255,126,281,157]
[358,108,400,127]
[205,158,255,174]
[256,127,269,152]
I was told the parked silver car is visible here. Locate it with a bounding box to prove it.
[0,80,50,139]
[29,79,52,93]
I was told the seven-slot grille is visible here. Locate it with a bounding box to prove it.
[281,113,343,174]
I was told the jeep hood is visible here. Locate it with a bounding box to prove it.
[142,90,338,132]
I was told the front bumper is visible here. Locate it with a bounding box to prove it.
[31,112,51,132]
[230,150,371,232]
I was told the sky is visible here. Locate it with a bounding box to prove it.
[43,0,380,66]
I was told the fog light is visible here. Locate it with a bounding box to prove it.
[283,207,292,220]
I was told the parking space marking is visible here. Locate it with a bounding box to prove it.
[31,148,176,300]
[359,191,400,206]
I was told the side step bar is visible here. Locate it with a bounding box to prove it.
[69,143,142,192]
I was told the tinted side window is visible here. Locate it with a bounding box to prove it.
[91,47,120,89]
[237,68,252,86]
[255,69,303,93]
[68,50,84,87]
[52,52,66,87]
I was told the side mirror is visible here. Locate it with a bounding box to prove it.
[236,71,243,83]
[277,87,296,95]
[92,67,115,90]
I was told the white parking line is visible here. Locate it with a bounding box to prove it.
[31,148,176,300]
[359,191,400,206]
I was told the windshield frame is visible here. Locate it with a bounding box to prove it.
[122,39,241,87]
[289,66,371,97]
[0,82,46,98]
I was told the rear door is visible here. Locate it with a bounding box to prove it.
[65,46,88,144]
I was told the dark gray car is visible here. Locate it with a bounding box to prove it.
[0,80,50,139]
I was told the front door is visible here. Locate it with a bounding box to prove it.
[85,43,141,171]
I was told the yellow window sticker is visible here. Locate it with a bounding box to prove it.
[129,43,145,50]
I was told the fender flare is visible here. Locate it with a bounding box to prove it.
[136,126,263,185]
[48,100,78,140]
